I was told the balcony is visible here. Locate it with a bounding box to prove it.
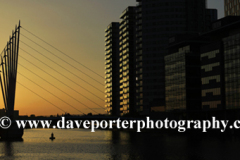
[136,64,142,69]
[136,50,142,56]
[136,56,142,62]
[105,59,112,65]
[136,13,142,20]
[136,7,142,13]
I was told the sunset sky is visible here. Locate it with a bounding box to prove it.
[0,0,224,116]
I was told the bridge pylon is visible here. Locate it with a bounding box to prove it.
[0,21,23,139]
[0,21,20,119]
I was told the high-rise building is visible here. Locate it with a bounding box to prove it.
[119,7,136,116]
[105,22,120,116]
[105,0,218,116]
[135,0,217,115]
[206,9,218,30]
[224,0,240,16]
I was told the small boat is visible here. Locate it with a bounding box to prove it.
[49,133,55,140]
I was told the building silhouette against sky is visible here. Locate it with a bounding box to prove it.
[105,23,120,116]
[105,0,217,116]
[119,7,136,116]
[134,0,217,115]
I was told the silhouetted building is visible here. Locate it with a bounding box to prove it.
[105,0,218,116]
[200,43,225,110]
[135,0,217,115]
[206,9,218,30]
[30,114,35,118]
[201,16,240,110]
[224,0,240,16]
[165,16,240,113]
[119,7,136,116]
[105,22,120,116]
[165,35,204,112]
[221,21,240,109]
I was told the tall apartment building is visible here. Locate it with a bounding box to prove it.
[105,23,120,116]
[119,7,136,116]
[135,0,217,115]
[206,9,218,30]
[224,0,240,16]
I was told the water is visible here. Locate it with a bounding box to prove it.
[0,129,240,159]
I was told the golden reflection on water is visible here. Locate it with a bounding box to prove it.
[0,129,238,159]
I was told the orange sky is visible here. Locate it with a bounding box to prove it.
[0,0,223,116]
[0,0,137,116]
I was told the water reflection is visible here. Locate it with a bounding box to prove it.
[0,129,239,159]
[108,131,169,160]
[109,131,140,160]
[108,130,240,160]
[4,142,14,157]
[0,138,23,158]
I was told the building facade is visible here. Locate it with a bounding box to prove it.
[135,0,217,115]
[105,0,218,116]
[206,9,218,31]
[165,36,203,112]
[119,7,136,116]
[224,0,240,16]
[200,42,225,110]
[200,17,240,111]
[165,17,240,115]
[105,23,120,116]
[223,31,240,109]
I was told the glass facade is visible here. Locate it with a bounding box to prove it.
[165,47,187,111]
[165,17,240,114]
[224,0,240,16]
[201,42,224,110]
[135,0,216,115]
[223,33,240,109]
[165,41,202,112]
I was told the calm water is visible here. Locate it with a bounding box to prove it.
[0,129,240,159]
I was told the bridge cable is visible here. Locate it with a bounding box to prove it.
[18,64,105,110]
[20,47,104,94]
[18,59,104,112]
[0,47,6,56]
[19,54,104,101]
[17,82,67,113]
[20,34,104,85]
[18,73,97,115]
[21,28,104,79]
